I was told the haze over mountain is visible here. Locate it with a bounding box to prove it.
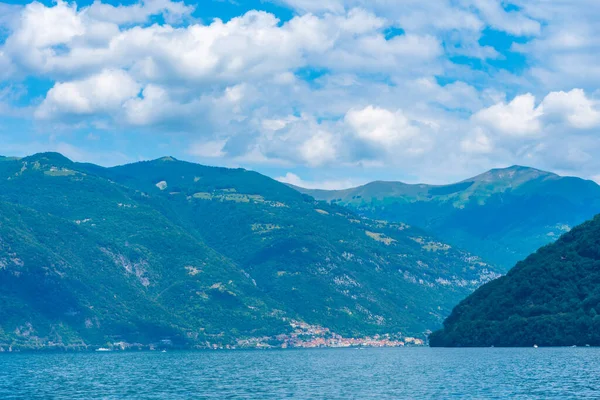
[294,166,600,270]
[0,153,499,350]
[430,214,600,347]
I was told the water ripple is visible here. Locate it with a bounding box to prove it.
[1,347,599,399]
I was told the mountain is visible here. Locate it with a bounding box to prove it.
[429,214,600,347]
[294,166,600,270]
[0,153,499,350]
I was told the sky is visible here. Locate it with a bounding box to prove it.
[0,0,600,188]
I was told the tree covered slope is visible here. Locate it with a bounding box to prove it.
[429,214,600,347]
[294,166,600,270]
[0,153,499,350]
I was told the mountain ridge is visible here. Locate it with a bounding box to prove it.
[292,165,573,197]
[0,153,499,350]
[292,166,600,269]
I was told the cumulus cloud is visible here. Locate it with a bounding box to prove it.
[273,0,344,14]
[345,106,419,146]
[461,129,493,154]
[299,131,338,166]
[473,89,600,138]
[472,93,543,137]
[276,172,362,190]
[0,1,448,136]
[1,4,438,83]
[464,89,600,180]
[188,140,228,158]
[510,0,600,89]
[470,0,541,36]
[86,0,194,25]
[540,89,600,129]
[0,4,22,32]
[1,0,600,183]
[36,69,140,119]
[278,0,540,36]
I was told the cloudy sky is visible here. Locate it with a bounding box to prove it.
[1,0,599,188]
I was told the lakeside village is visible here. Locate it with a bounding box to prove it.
[235,321,424,350]
[0,320,424,352]
[117,320,425,351]
[124,321,424,351]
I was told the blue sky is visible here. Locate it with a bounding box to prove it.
[1,0,600,188]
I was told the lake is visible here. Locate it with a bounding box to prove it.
[1,347,599,399]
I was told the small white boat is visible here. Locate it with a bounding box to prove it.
[161,350,167,353]
[533,344,538,348]
[96,347,111,352]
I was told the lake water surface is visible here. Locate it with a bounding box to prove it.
[1,347,599,399]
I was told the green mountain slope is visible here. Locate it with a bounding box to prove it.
[0,154,288,349]
[294,166,600,270]
[429,214,600,347]
[0,153,499,350]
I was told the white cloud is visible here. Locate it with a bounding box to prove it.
[390,1,483,33]
[86,0,194,25]
[262,116,300,132]
[188,140,228,158]
[461,129,493,154]
[472,93,543,136]
[540,89,600,129]
[15,1,84,48]
[2,4,432,83]
[471,0,541,36]
[276,172,361,190]
[408,78,483,112]
[462,88,600,181]
[277,0,540,37]
[274,0,344,14]
[36,69,140,119]
[0,2,450,136]
[345,106,419,146]
[0,4,22,31]
[472,89,600,139]
[300,131,338,166]
[319,33,442,73]
[0,84,30,118]
[122,84,168,126]
[508,0,600,90]
[1,0,600,184]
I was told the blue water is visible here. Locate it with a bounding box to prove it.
[1,347,599,399]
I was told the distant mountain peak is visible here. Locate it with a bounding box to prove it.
[488,165,552,175]
[469,165,556,185]
[22,152,73,165]
[156,156,178,162]
[368,180,409,186]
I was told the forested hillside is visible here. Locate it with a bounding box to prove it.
[0,153,499,350]
[430,214,600,347]
[294,166,600,270]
